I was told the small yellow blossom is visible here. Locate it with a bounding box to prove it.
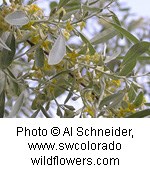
[67,51,79,61]
[62,30,70,40]
[111,79,121,87]
[28,4,41,14]
[78,21,86,31]
[42,40,50,50]
[30,35,40,44]
[84,106,95,117]
[66,21,74,32]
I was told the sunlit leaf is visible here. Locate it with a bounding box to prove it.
[133,91,144,107]
[4,10,29,26]
[122,42,150,66]
[127,109,150,118]
[119,59,136,76]
[101,18,139,44]
[128,84,137,102]
[91,27,118,45]
[48,33,66,65]
[99,90,125,109]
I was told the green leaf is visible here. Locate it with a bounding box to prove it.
[50,1,58,10]
[0,37,11,51]
[40,105,52,118]
[57,107,63,117]
[99,90,125,109]
[101,18,139,44]
[128,84,137,102]
[64,109,75,118]
[119,59,136,76]
[133,91,144,107]
[122,42,150,66]
[58,0,71,8]
[91,27,118,45]
[35,47,44,68]
[31,109,40,118]
[0,33,16,69]
[127,109,150,118]
[64,105,75,111]
[144,103,150,107]
[48,33,66,65]
[77,30,95,55]
[8,92,24,117]
[0,71,6,95]
[0,90,5,118]
[4,10,29,26]
[6,69,21,96]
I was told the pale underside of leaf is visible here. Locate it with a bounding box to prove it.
[48,33,66,65]
[91,27,118,45]
[4,10,29,26]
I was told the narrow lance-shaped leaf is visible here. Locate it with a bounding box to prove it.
[122,41,150,66]
[127,109,150,118]
[8,92,24,117]
[0,37,11,51]
[0,90,5,118]
[4,10,29,26]
[100,17,139,44]
[0,71,6,95]
[0,32,16,69]
[119,59,136,76]
[91,27,118,45]
[48,33,66,65]
[35,47,44,68]
[58,0,71,8]
[99,90,125,109]
[133,91,144,107]
[77,30,96,55]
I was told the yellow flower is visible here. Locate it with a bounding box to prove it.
[28,4,41,14]
[78,21,86,31]
[67,51,79,61]
[84,106,95,117]
[66,21,74,32]
[111,79,121,87]
[30,35,40,44]
[128,103,135,112]
[62,30,70,40]
[42,40,50,50]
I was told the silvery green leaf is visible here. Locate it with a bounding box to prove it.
[4,10,29,26]
[91,27,118,45]
[48,33,66,65]
[104,49,121,64]
[0,33,16,69]
[0,37,11,51]
[8,92,24,117]
[0,71,6,95]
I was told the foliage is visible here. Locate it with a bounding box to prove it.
[0,0,150,118]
